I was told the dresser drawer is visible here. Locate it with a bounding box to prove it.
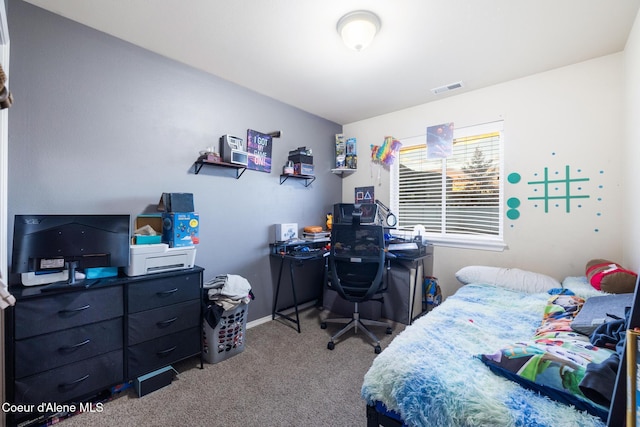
[127,327,200,378]
[128,272,200,313]
[128,300,200,346]
[15,286,123,339]
[15,318,123,379]
[14,350,124,405]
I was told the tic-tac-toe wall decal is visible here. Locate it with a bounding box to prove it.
[506,152,605,232]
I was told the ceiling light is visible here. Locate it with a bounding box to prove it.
[337,10,381,52]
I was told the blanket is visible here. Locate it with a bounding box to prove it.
[361,283,607,427]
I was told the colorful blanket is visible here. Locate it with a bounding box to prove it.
[361,282,607,427]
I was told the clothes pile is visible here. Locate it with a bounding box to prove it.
[202,274,254,328]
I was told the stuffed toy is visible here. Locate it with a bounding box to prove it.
[586,259,638,293]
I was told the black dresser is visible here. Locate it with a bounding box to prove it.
[4,267,203,426]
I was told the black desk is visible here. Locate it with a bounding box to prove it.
[270,243,329,333]
[270,241,433,330]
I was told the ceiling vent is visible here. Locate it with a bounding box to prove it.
[431,81,464,95]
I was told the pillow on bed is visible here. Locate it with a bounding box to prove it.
[456,266,561,293]
[479,292,613,420]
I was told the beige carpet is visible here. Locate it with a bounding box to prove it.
[57,307,405,427]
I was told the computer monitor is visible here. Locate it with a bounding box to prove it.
[11,214,131,287]
[333,203,378,225]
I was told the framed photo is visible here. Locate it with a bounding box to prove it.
[246,129,272,173]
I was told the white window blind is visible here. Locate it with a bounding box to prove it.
[391,121,505,249]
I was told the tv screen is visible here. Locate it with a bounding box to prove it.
[11,214,130,285]
[333,203,378,225]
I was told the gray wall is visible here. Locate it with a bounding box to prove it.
[6,0,342,321]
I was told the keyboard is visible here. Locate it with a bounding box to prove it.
[289,248,327,258]
[387,242,418,251]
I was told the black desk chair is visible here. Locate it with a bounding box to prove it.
[321,222,392,353]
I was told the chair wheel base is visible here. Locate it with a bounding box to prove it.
[386,327,392,334]
[374,345,382,354]
[320,322,327,329]
[327,341,335,350]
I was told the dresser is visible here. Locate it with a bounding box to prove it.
[4,267,203,426]
[126,270,202,378]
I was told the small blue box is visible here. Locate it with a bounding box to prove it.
[162,212,199,247]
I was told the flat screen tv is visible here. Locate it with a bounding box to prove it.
[11,214,130,288]
[333,203,378,225]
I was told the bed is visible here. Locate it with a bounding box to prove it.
[362,269,638,427]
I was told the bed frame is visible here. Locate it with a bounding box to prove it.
[365,275,640,427]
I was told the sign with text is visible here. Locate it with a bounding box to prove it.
[246,129,272,173]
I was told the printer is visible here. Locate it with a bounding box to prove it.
[125,243,197,277]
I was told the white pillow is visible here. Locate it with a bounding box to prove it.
[455,266,561,293]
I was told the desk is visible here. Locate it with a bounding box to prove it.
[384,245,434,325]
[319,244,434,326]
[270,241,433,330]
[270,242,329,333]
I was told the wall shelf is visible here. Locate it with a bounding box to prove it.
[331,168,356,176]
[194,157,246,179]
[279,173,316,187]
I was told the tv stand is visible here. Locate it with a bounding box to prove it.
[65,260,79,284]
[40,262,91,291]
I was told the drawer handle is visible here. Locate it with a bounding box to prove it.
[156,288,179,297]
[157,317,178,328]
[58,304,91,316]
[157,346,177,357]
[58,374,90,391]
[59,339,91,353]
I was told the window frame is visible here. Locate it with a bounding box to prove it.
[390,120,506,251]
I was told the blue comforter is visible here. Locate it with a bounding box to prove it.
[361,282,607,427]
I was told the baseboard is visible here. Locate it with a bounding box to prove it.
[246,300,317,329]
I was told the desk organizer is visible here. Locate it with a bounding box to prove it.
[203,303,248,364]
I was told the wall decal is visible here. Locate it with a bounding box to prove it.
[506,155,604,233]
[528,165,589,213]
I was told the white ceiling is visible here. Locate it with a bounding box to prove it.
[22,0,640,125]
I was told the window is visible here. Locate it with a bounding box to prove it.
[391,121,505,250]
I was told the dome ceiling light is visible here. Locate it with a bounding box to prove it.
[337,10,381,52]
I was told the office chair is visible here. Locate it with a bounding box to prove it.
[320,222,392,354]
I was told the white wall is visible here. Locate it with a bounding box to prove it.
[624,9,640,273]
[343,54,625,298]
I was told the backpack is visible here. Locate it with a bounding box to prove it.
[423,276,442,312]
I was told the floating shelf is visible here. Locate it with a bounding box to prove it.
[279,173,316,187]
[194,157,246,179]
[331,168,356,176]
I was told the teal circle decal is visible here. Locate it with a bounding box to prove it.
[507,173,521,184]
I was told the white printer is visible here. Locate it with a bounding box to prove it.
[125,243,196,277]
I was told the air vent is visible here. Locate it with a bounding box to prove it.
[431,81,464,95]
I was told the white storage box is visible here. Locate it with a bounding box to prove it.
[274,223,298,242]
[125,243,196,276]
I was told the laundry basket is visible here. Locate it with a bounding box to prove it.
[202,303,248,364]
